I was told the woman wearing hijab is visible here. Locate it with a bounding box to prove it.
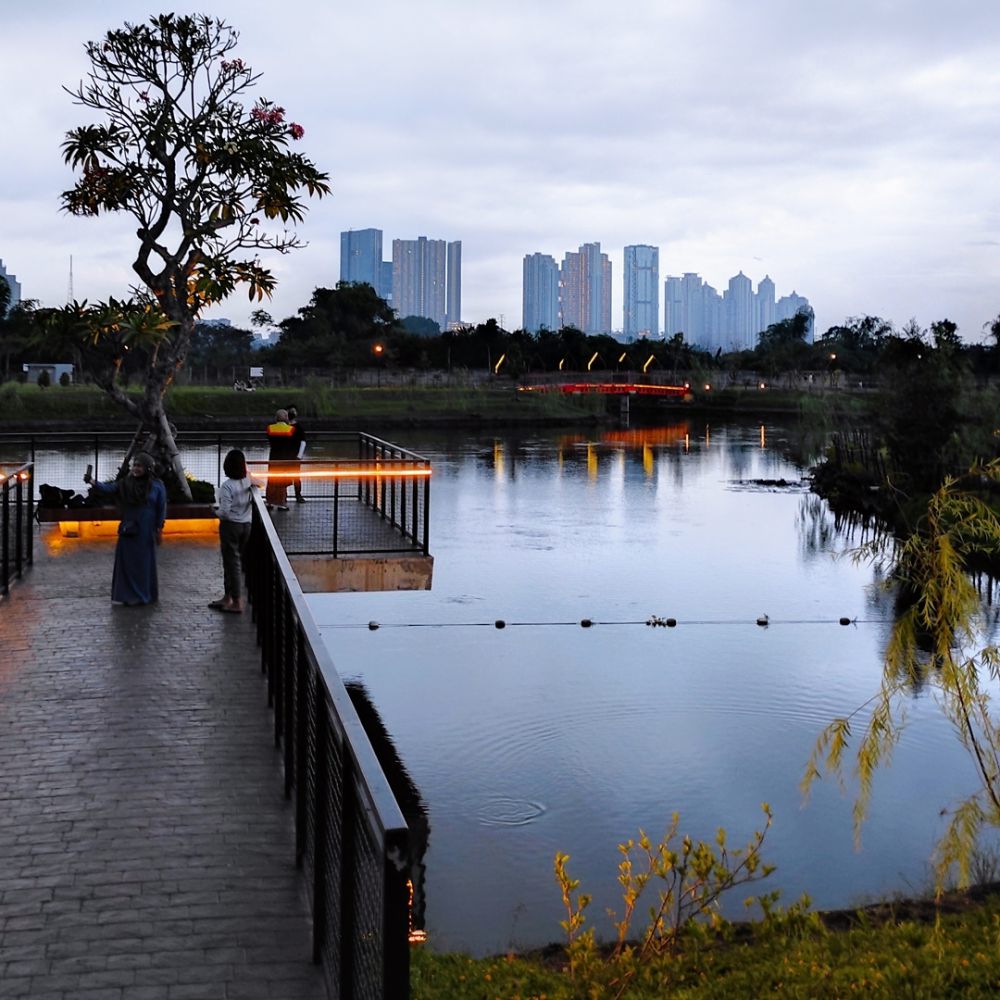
[84,452,167,606]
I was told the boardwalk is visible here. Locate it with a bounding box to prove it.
[0,528,327,1000]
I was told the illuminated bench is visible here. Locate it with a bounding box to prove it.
[36,504,218,538]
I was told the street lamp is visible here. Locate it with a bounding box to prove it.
[373,343,384,387]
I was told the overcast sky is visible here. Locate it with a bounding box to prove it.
[2,0,998,340]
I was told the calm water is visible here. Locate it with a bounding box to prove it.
[305,419,981,956]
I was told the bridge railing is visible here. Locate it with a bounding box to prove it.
[0,430,431,559]
[245,487,411,999]
[1,463,33,597]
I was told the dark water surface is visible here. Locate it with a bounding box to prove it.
[300,418,976,955]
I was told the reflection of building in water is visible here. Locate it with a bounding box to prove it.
[600,424,690,448]
[345,681,429,939]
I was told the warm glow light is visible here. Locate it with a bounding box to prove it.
[704,383,711,391]
[493,352,506,374]
[587,351,599,371]
[642,354,655,374]
[18,472,29,480]
[618,351,627,364]
[759,382,766,390]
[558,358,565,371]
[251,466,432,480]
[373,343,384,356]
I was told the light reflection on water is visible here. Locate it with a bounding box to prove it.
[307,419,979,954]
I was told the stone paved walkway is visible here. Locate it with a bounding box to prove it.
[0,527,327,1000]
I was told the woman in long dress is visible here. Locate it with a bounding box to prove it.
[84,452,167,606]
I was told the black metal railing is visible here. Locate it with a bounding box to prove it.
[0,430,431,560]
[1,463,33,597]
[245,489,411,999]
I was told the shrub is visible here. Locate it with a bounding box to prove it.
[37,369,51,388]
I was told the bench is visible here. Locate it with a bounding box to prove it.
[37,504,219,537]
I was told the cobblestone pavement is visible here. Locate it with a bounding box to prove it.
[0,527,327,1000]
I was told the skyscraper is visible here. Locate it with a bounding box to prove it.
[340,229,387,297]
[623,245,659,339]
[776,291,814,340]
[560,242,611,334]
[756,275,775,334]
[724,271,754,350]
[0,258,21,314]
[522,253,560,333]
[391,236,461,330]
[446,241,462,328]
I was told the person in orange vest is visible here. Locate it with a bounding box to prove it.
[265,409,296,510]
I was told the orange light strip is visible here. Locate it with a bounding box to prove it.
[248,466,432,480]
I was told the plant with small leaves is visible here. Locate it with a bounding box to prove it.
[803,460,1000,890]
[555,805,786,998]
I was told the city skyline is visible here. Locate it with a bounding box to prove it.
[2,2,998,342]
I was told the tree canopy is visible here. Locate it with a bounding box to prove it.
[54,13,330,489]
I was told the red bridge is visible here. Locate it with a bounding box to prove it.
[518,382,692,398]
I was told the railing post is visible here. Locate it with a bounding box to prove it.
[2,482,9,597]
[332,478,340,558]
[25,466,33,568]
[422,472,430,556]
[339,757,359,996]
[312,697,330,966]
[383,830,412,999]
[14,472,23,576]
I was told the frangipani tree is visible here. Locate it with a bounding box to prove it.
[57,13,330,494]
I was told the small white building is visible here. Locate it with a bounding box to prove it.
[23,363,75,384]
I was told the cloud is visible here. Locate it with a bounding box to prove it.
[2,0,999,338]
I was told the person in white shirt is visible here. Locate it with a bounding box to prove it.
[209,449,255,613]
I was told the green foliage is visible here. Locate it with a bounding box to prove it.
[411,892,1000,999]
[803,461,1000,888]
[553,805,792,997]
[36,369,51,388]
[58,371,71,387]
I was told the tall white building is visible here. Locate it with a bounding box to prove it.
[522,253,560,333]
[391,236,461,330]
[560,242,611,334]
[623,245,659,339]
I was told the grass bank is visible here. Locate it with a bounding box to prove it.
[0,382,608,427]
[0,381,877,428]
[412,887,1000,998]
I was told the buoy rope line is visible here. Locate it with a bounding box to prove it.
[318,615,869,632]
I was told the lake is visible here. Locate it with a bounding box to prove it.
[304,417,981,956]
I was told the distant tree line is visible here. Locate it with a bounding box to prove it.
[5,276,1000,386]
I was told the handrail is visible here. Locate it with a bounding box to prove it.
[0,463,33,597]
[244,487,411,998]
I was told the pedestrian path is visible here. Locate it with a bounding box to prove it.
[0,528,327,1000]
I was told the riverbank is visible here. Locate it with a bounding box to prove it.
[0,381,873,429]
[413,883,1000,998]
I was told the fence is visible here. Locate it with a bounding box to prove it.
[0,431,431,560]
[245,489,411,999]
[0,463,33,597]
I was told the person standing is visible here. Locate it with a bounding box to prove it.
[209,449,254,613]
[84,452,167,606]
[288,405,306,502]
[265,408,296,510]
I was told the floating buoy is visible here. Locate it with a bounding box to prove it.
[580,618,593,628]
[839,617,852,626]
[666,618,677,628]
[368,621,380,631]
[495,619,506,629]
[756,615,769,627]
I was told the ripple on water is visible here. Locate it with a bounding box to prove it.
[476,795,548,828]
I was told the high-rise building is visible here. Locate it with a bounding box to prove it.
[446,241,462,328]
[391,236,461,330]
[755,275,775,334]
[0,259,22,314]
[560,242,611,334]
[776,291,814,340]
[724,271,754,350]
[522,253,560,333]
[623,245,659,339]
[340,229,388,298]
